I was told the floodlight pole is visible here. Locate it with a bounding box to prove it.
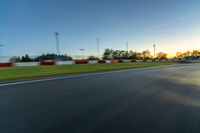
[80,49,85,59]
[96,38,100,59]
[0,44,4,59]
[55,32,60,54]
[153,44,156,58]
[126,41,129,52]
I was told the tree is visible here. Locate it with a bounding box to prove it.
[128,51,141,60]
[21,54,33,62]
[175,50,200,58]
[9,53,73,62]
[103,49,146,60]
[9,56,21,62]
[103,49,113,60]
[191,50,200,56]
[34,54,73,61]
[175,52,184,58]
[141,50,152,60]
[88,56,99,60]
[156,52,168,59]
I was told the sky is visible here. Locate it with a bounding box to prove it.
[0,0,200,57]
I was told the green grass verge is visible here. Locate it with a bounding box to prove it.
[0,62,177,82]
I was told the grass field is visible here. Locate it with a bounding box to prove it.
[0,62,177,82]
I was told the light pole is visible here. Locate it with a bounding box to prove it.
[0,44,4,60]
[80,48,85,59]
[96,38,100,59]
[126,41,129,52]
[55,32,60,54]
[153,44,156,58]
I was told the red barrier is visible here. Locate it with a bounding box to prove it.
[75,60,88,64]
[111,60,119,63]
[0,63,12,67]
[98,60,106,64]
[118,60,123,63]
[40,61,55,66]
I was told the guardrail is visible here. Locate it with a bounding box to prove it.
[0,59,174,67]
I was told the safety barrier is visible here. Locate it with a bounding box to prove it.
[88,60,98,64]
[0,63,13,67]
[136,60,143,62]
[0,59,173,67]
[123,60,132,63]
[105,60,111,63]
[98,60,106,64]
[15,62,39,66]
[40,61,55,66]
[111,60,119,63]
[56,61,74,65]
[75,60,88,64]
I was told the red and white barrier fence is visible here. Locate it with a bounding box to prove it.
[105,60,111,63]
[146,60,153,62]
[136,60,143,62]
[98,60,106,64]
[40,61,55,66]
[56,61,74,65]
[15,62,39,66]
[88,60,98,64]
[123,60,132,63]
[0,62,13,67]
[75,60,88,64]
[0,59,173,67]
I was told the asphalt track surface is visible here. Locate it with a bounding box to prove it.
[1,64,200,133]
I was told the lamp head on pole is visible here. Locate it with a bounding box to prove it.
[80,49,85,51]
[55,32,59,36]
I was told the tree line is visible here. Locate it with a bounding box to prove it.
[10,54,73,62]
[10,49,200,62]
[101,49,167,60]
[93,49,200,60]
[175,50,200,59]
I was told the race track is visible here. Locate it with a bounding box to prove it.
[1,64,200,133]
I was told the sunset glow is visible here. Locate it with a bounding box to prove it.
[0,0,200,57]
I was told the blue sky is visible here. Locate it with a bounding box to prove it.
[1,0,200,57]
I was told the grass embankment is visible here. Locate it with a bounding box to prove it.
[0,62,177,82]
